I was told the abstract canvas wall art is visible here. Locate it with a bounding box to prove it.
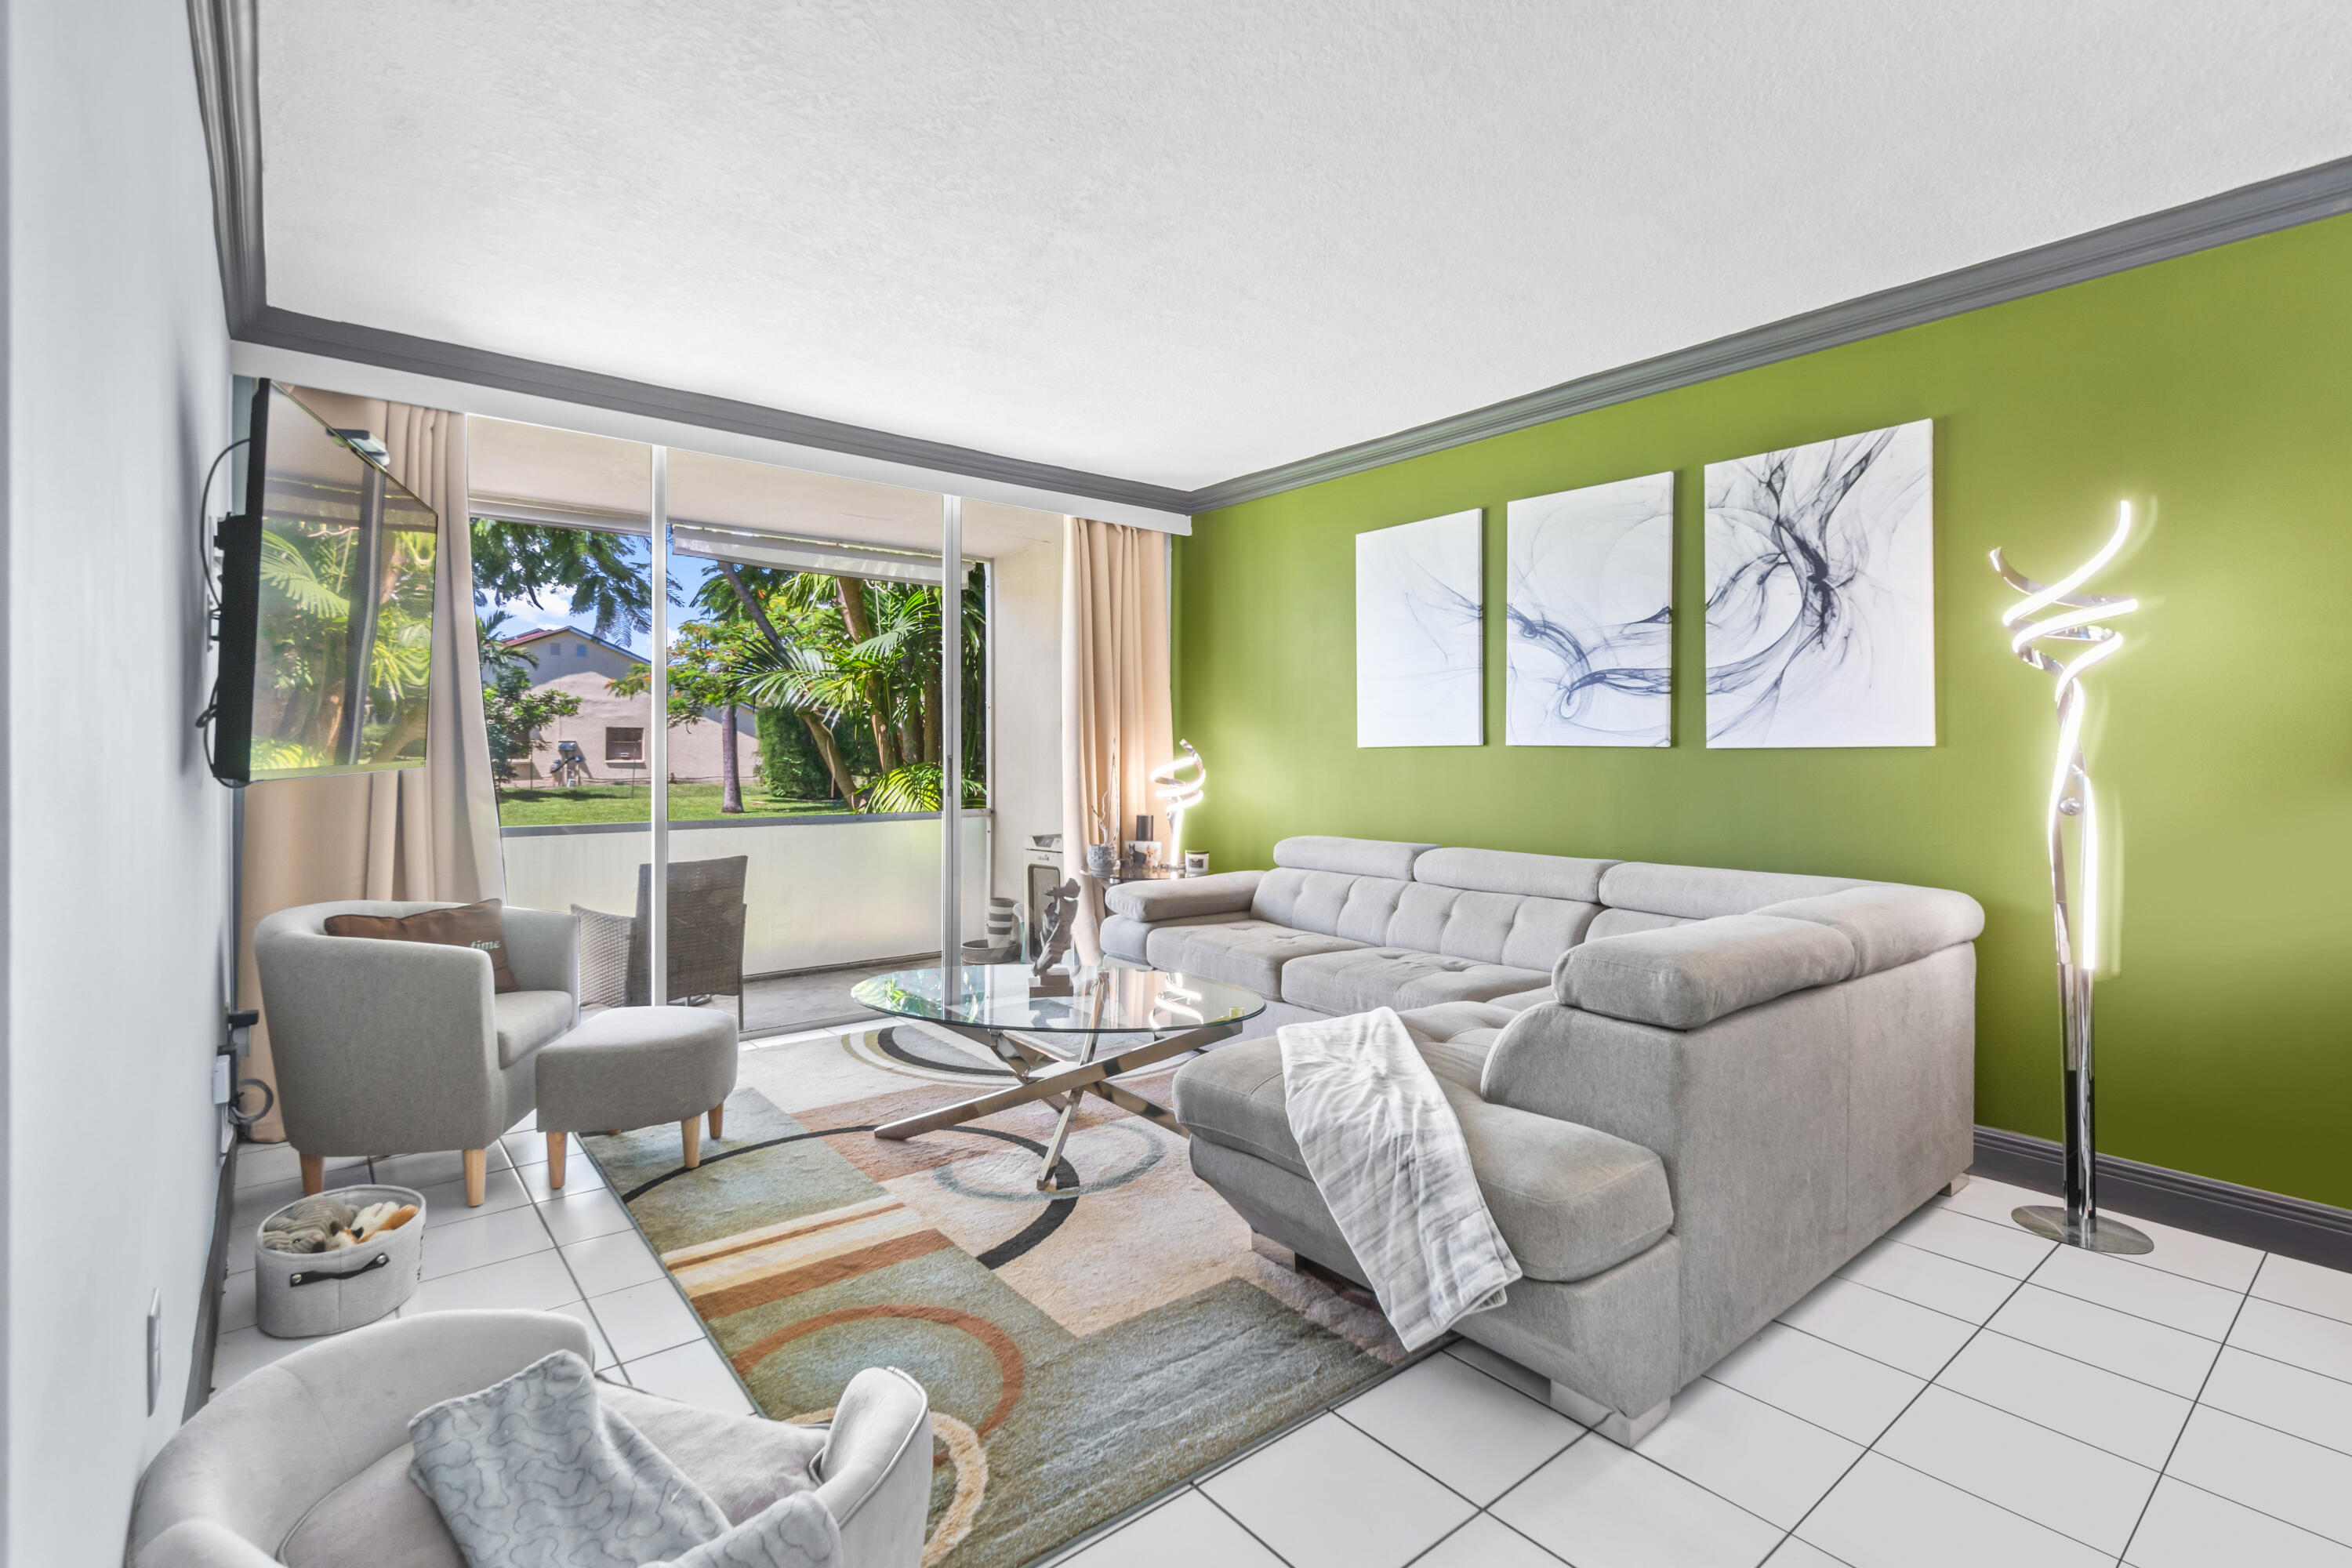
[1505,472,1675,746]
[1704,419,1935,747]
[1356,509,1483,747]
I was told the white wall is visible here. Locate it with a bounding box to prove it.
[499,814,992,976]
[989,537,1067,917]
[5,1,234,1559]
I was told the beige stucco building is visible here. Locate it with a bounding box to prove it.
[503,626,761,788]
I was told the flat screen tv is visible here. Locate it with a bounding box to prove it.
[209,380,440,785]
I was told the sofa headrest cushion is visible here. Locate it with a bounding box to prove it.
[1413,847,1618,903]
[1597,862,1871,921]
[1749,885,1986,974]
[1558,915,1858,1029]
[1272,836,1437,880]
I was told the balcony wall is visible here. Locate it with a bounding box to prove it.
[499,810,993,975]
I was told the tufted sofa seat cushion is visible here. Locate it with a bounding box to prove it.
[1143,920,1366,996]
[1173,1012,1674,1285]
[1278,947,1549,1015]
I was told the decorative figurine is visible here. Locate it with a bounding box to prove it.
[1029,877,1080,994]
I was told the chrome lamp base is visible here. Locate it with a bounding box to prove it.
[2012,1204,2153,1255]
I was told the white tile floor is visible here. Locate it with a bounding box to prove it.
[212,1110,753,1413]
[210,1082,2352,1568]
[1053,1175,2352,1568]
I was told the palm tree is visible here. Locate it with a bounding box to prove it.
[729,567,987,811]
[475,608,539,686]
[696,561,867,807]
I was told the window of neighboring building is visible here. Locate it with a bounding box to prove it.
[606,727,644,763]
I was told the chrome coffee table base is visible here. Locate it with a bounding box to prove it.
[872,1019,1236,1190]
[2012,1204,2154,1255]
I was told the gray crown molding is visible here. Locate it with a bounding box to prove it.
[186,0,264,331]
[234,303,1200,516]
[1973,1126,2352,1273]
[1191,152,2352,513]
[189,0,2352,521]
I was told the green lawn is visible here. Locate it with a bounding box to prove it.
[495,782,849,826]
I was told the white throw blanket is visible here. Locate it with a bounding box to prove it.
[1278,1007,1521,1349]
[409,1351,841,1568]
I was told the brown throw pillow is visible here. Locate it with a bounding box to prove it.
[325,899,521,993]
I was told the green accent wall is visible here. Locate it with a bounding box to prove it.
[1174,214,2352,1210]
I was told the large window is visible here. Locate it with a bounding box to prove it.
[476,517,986,826]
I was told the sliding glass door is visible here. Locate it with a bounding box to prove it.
[471,416,998,1034]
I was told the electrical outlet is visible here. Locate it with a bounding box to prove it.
[147,1291,164,1415]
[212,1054,232,1106]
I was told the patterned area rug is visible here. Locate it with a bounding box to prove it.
[581,1024,1403,1568]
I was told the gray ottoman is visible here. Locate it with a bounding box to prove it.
[535,1005,739,1188]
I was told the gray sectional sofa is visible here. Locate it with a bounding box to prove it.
[1116,837,1983,1441]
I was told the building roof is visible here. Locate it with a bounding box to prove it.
[500,624,641,659]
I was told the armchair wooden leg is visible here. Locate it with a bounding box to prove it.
[682,1116,702,1170]
[299,1152,325,1196]
[546,1133,567,1191]
[708,1102,724,1140]
[463,1148,487,1207]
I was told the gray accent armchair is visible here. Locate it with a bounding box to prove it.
[253,901,580,1205]
[126,1311,934,1568]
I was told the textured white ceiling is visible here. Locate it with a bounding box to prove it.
[260,2,2352,492]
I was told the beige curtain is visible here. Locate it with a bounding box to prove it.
[235,390,504,1140]
[1062,516,1173,963]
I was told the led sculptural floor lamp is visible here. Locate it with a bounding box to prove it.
[1991,503,2154,1255]
[1152,741,1207,864]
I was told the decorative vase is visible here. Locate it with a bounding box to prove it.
[1083,844,1116,877]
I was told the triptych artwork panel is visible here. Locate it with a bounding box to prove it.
[1703,419,1936,748]
[1505,473,1676,747]
[1355,509,1484,748]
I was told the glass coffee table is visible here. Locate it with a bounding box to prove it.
[849,964,1266,1191]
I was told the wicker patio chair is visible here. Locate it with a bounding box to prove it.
[625,854,749,1023]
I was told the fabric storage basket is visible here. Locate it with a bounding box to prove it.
[253,1184,426,1338]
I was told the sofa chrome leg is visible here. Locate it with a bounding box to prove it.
[1249,1232,1298,1270]
[1944,1173,1971,1196]
[1549,1382,1670,1446]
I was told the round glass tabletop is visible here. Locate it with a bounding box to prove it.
[850,964,1265,1034]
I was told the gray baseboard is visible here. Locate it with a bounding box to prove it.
[185,1134,240,1418]
[1973,1126,2352,1273]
